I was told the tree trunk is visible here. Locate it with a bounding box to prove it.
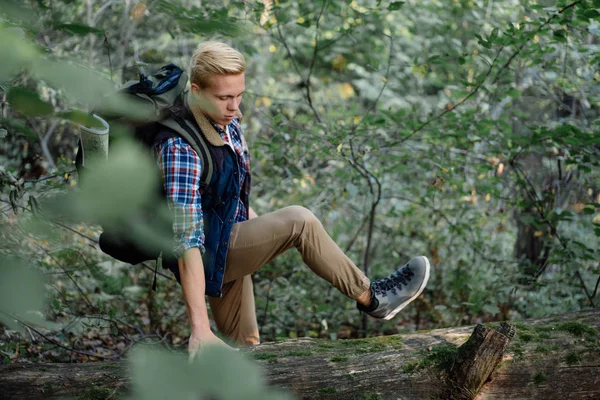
[1,309,599,399]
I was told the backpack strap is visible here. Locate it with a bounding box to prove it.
[158,117,213,192]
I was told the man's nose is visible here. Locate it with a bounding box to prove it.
[227,98,240,111]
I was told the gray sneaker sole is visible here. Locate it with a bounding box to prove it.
[382,256,431,321]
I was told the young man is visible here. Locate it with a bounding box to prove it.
[155,41,431,356]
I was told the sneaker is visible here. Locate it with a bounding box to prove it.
[357,256,430,320]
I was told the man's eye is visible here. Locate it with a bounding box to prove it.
[219,97,228,101]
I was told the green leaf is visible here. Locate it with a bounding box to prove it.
[583,9,600,19]
[507,88,520,98]
[7,87,54,117]
[30,59,143,117]
[0,27,40,81]
[0,256,55,332]
[428,55,442,65]
[582,207,596,215]
[389,1,405,11]
[553,30,567,43]
[316,304,329,312]
[41,139,173,252]
[0,0,36,25]
[55,23,104,36]
[129,347,294,400]
[474,33,491,49]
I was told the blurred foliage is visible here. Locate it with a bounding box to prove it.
[1,0,600,396]
[127,346,293,400]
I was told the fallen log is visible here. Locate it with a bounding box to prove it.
[0,309,598,399]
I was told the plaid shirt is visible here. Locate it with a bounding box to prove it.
[155,117,250,259]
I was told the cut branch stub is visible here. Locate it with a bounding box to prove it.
[443,323,516,400]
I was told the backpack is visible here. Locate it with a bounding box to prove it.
[75,64,215,288]
[76,63,214,190]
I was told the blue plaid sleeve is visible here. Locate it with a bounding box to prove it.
[155,137,205,258]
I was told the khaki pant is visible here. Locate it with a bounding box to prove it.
[207,206,370,346]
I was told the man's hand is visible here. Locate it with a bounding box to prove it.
[188,329,234,361]
[249,206,258,220]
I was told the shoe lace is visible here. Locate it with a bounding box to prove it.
[371,265,414,296]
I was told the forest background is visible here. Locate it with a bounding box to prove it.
[0,0,599,395]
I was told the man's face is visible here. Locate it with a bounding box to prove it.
[191,73,245,128]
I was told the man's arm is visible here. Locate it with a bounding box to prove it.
[179,248,228,357]
[156,137,229,356]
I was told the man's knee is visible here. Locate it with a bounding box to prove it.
[284,205,320,227]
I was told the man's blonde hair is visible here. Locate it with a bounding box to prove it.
[190,41,246,89]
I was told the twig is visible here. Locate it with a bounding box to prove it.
[62,312,145,337]
[576,270,596,308]
[49,220,172,279]
[25,169,76,183]
[274,23,304,86]
[26,327,36,342]
[304,0,328,123]
[49,220,99,243]
[344,214,369,253]
[592,274,600,300]
[30,119,58,172]
[273,3,324,122]
[104,33,114,82]
[11,316,121,360]
[38,244,96,310]
[93,0,114,25]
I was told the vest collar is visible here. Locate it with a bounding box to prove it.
[185,92,243,148]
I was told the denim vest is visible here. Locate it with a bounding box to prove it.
[198,142,249,297]
[158,106,250,298]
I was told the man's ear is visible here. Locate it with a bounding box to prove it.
[190,83,201,97]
